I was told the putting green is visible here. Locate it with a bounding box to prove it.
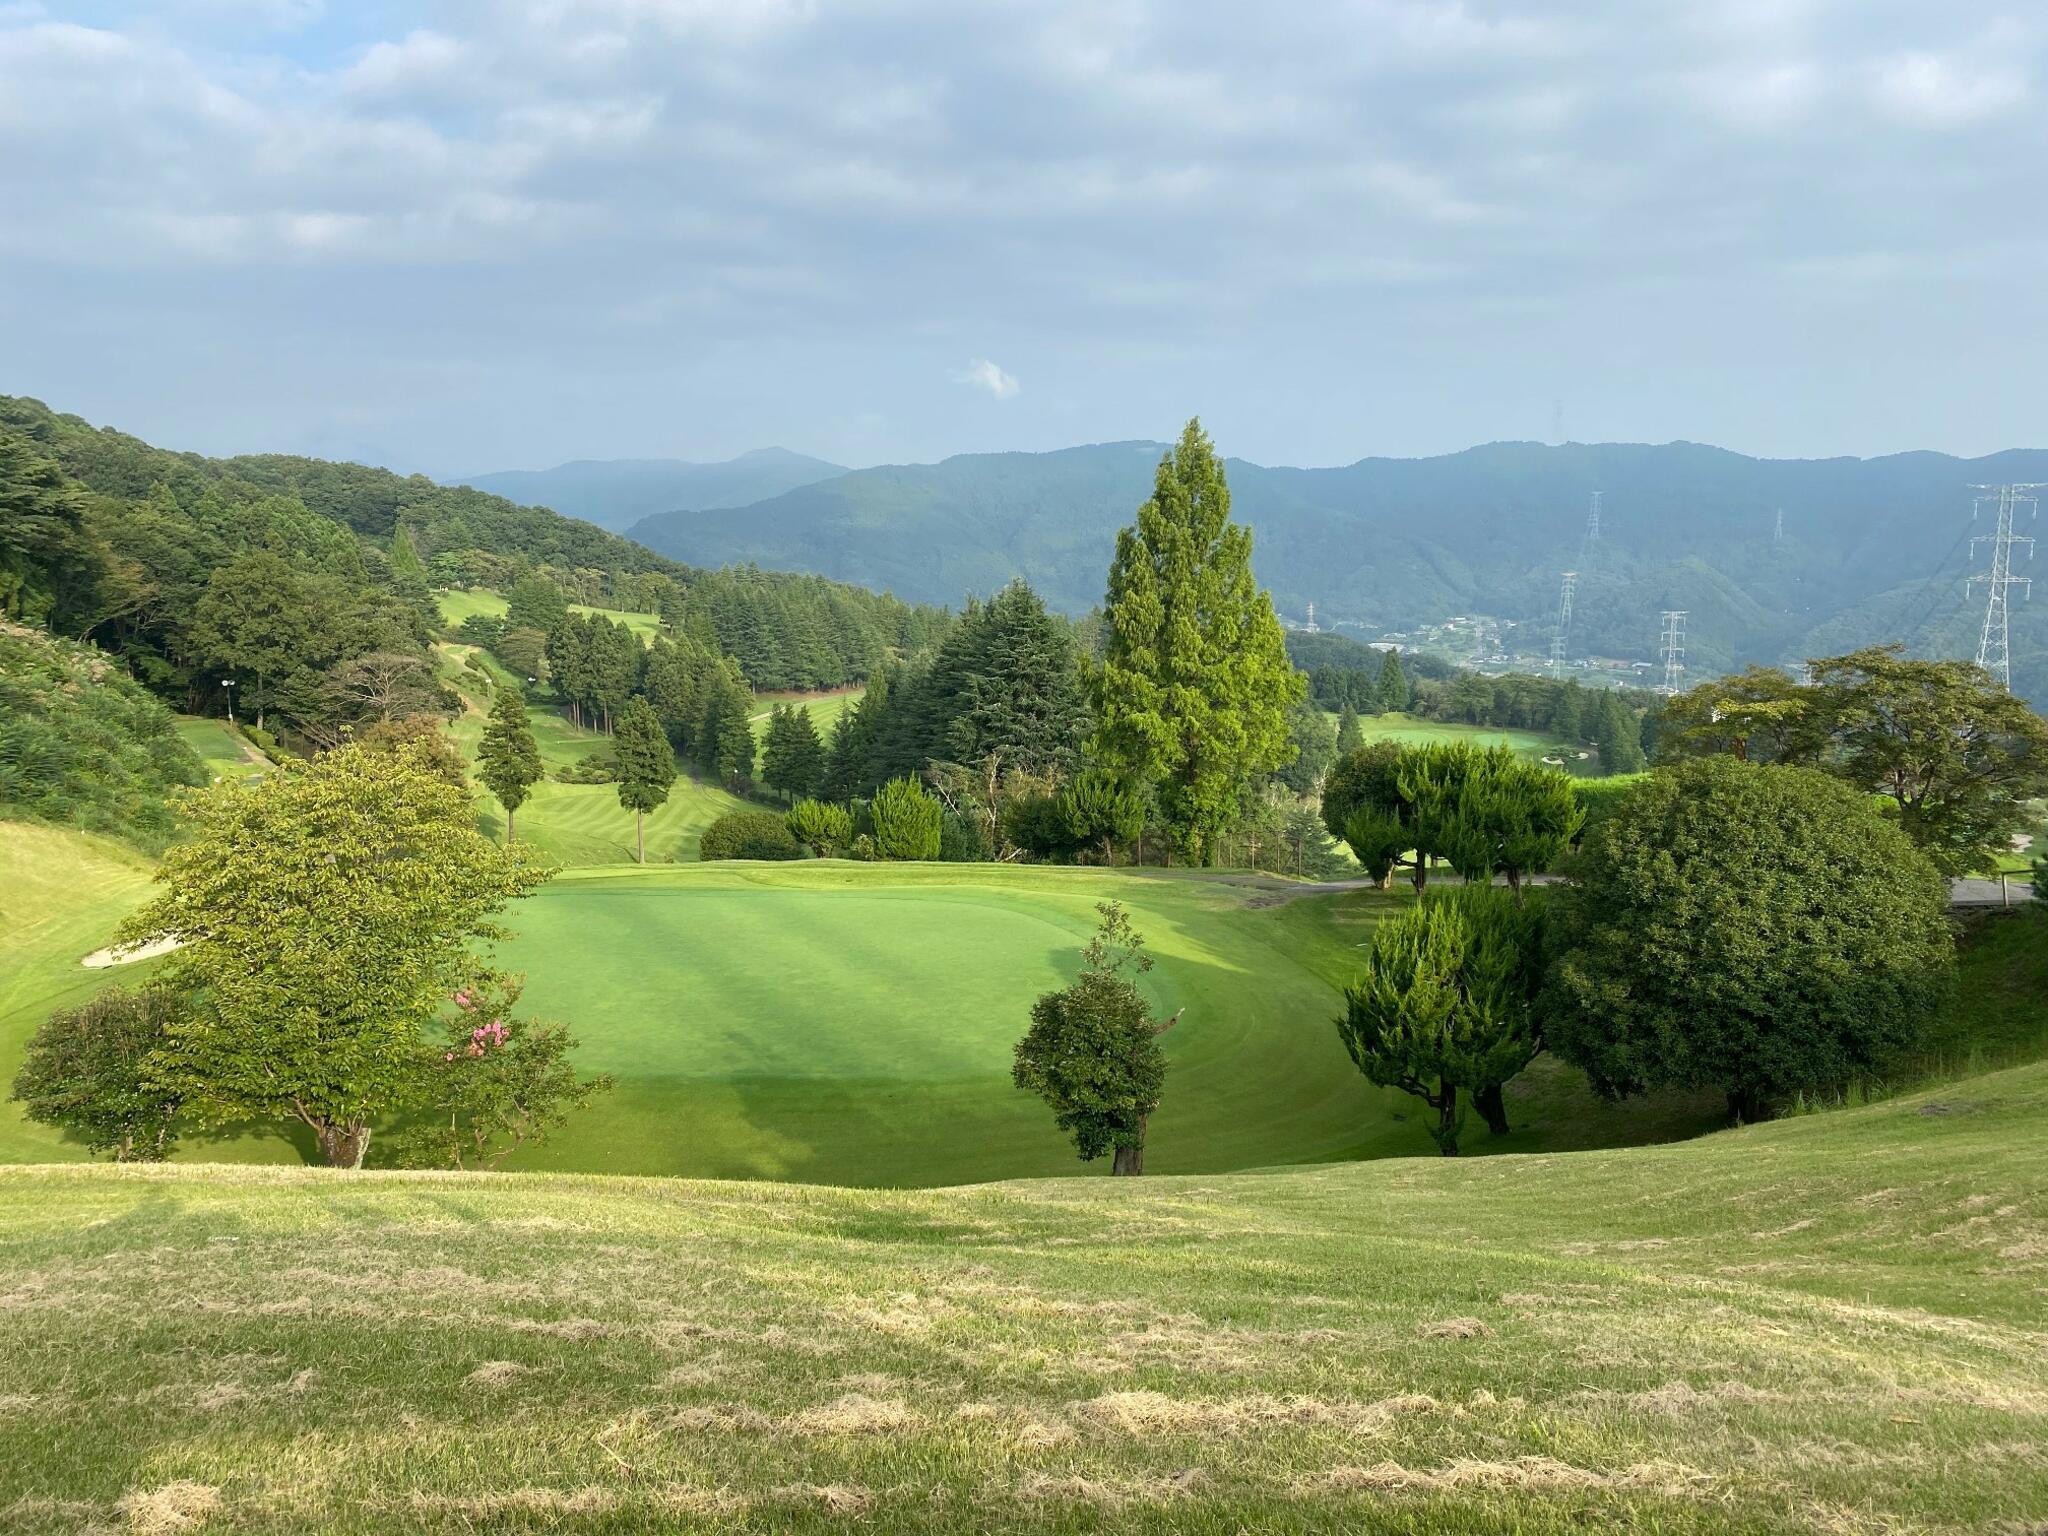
[491,863,1389,1184]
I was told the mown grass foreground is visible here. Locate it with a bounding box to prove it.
[4,1065,2044,1534]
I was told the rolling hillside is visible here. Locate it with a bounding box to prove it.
[627,439,2048,702]
[3,1064,2042,1532]
[455,448,846,532]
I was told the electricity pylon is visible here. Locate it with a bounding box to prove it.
[1967,484,2039,690]
[1550,571,1577,675]
[1659,610,1687,695]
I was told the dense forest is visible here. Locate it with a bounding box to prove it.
[0,396,942,747]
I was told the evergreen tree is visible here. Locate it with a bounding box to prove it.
[948,581,1090,775]
[870,775,943,860]
[613,696,675,864]
[506,573,569,632]
[1377,648,1409,714]
[760,703,826,803]
[476,683,544,842]
[1593,691,1647,774]
[1335,700,1363,754]
[1092,420,1302,865]
[698,660,755,788]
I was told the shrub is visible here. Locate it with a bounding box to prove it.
[10,987,185,1160]
[939,810,991,862]
[1547,757,1955,1123]
[870,775,942,861]
[787,797,853,857]
[699,809,803,862]
[555,751,617,784]
[1004,791,1079,862]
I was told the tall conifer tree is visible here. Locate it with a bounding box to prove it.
[476,684,544,842]
[1092,419,1300,865]
[613,697,675,863]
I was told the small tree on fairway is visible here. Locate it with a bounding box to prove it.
[1336,886,1545,1154]
[10,987,185,1161]
[1547,757,1955,1123]
[1014,902,1180,1175]
[477,683,544,841]
[870,775,942,860]
[613,696,675,864]
[122,740,548,1168]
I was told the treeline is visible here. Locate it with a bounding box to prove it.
[0,395,941,750]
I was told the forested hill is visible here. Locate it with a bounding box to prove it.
[454,449,846,532]
[627,438,2048,704]
[0,395,944,737]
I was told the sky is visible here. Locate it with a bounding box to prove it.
[2,1,2044,476]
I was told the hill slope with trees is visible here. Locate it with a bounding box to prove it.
[455,448,846,532]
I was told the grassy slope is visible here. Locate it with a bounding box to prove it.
[437,642,751,865]
[750,688,864,747]
[436,587,663,639]
[3,1064,2043,1534]
[173,716,269,783]
[0,824,159,1161]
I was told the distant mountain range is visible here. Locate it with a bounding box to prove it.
[452,448,845,532]
[607,439,2047,703]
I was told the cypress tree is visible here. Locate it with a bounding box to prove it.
[1336,700,1364,754]
[1092,419,1301,865]
[613,697,675,864]
[1377,649,1408,714]
[476,683,544,842]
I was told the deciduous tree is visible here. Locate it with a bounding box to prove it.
[121,740,548,1167]
[1546,757,1954,1123]
[10,987,185,1161]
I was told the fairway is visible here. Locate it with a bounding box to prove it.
[435,586,662,638]
[5,1064,2043,1533]
[1338,710,1583,762]
[172,715,268,783]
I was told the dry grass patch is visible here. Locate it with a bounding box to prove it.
[1014,1468,1206,1505]
[1073,1389,1439,1436]
[407,1486,616,1517]
[786,1393,921,1436]
[462,1360,530,1387]
[1312,1456,1713,1498]
[118,1481,221,1535]
[1418,1317,1491,1339]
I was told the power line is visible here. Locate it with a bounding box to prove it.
[1549,571,1577,676]
[1659,610,1687,694]
[1968,483,2040,689]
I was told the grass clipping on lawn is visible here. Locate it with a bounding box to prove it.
[1,1064,2045,1534]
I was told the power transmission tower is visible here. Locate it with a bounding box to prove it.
[1968,483,2040,689]
[1584,491,1602,553]
[1304,600,1319,634]
[1773,507,1784,546]
[1659,610,1687,694]
[1549,571,1577,675]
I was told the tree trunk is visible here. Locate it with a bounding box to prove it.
[506,808,517,843]
[1504,868,1523,902]
[636,809,645,864]
[315,1121,370,1169]
[1727,1087,1768,1125]
[1475,1082,1511,1136]
[1411,856,1429,894]
[1435,1080,1459,1156]
[1112,1115,1148,1176]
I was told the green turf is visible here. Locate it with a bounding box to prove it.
[2,1063,2043,1532]
[435,642,753,864]
[1337,710,1591,768]
[434,587,662,638]
[172,716,270,783]
[750,688,864,746]
[0,824,160,1162]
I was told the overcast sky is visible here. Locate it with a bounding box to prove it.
[3,1,2043,475]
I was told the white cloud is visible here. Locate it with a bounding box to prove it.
[1869,49,2027,127]
[956,358,1020,399]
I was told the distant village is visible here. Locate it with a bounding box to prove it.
[1285,606,1660,686]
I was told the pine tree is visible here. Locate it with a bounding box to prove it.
[760,704,825,803]
[698,660,755,788]
[613,697,675,864]
[1593,692,1647,775]
[1336,700,1364,753]
[476,684,544,842]
[1377,649,1408,714]
[954,580,1090,775]
[1092,420,1301,865]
